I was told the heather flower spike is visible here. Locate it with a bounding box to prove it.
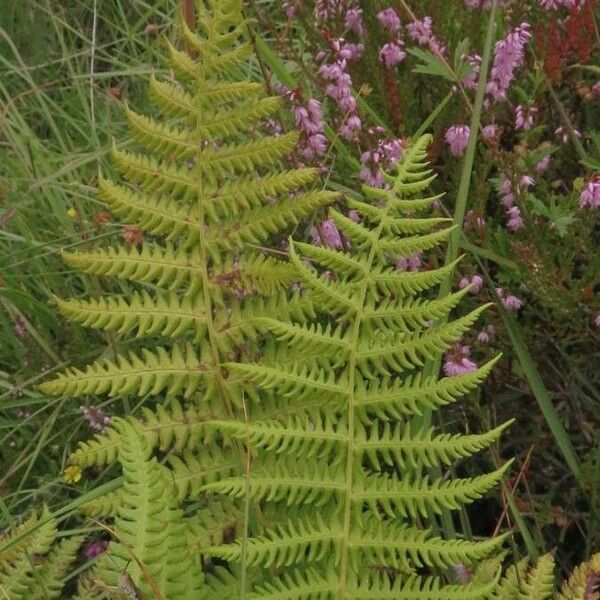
[445,125,470,156]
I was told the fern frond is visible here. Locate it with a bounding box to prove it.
[28,535,84,600]
[97,419,203,599]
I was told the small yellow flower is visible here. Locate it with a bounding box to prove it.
[67,207,78,219]
[63,465,82,484]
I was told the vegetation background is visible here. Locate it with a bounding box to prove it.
[1,0,600,584]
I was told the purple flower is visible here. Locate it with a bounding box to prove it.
[555,125,581,144]
[315,0,345,20]
[445,125,470,156]
[535,156,551,173]
[338,114,362,140]
[482,124,500,141]
[520,175,535,189]
[293,98,327,159]
[85,540,109,560]
[579,178,600,209]
[396,252,422,272]
[462,54,481,89]
[378,42,406,68]
[407,16,446,56]
[360,167,385,188]
[594,313,600,328]
[344,8,363,36]
[80,405,111,432]
[377,8,401,33]
[283,1,298,18]
[539,0,575,8]
[310,219,344,249]
[593,81,600,96]
[506,206,525,231]
[477,325,496,343]
[459,274,484,294]
[515,104,537,130]
[443,344,477,377]
[487,23,531,104]
[497,288,523,310]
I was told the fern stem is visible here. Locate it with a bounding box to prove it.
[337,204,391,599]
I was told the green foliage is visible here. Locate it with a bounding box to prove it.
[35,1,514,598]
[0,506,82,600]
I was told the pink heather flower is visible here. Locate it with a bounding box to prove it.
[593,81,600,96]
[293,99,327,159]
[487,23,531,104]
[499,175,514,207]
[506,206,525,231]
[520,175,535,189]
[497,288,523,310]
[338,114,362,140]
[348,209,360,222]
[459,274,484,294]
[80,405,111,432]
[594,313,600,328]
[377,8,401,33]
[311,219,344,249]
[396,252,422,271]
[465,209,486,231]
[445,125,470,156]
[407,16,446,56]
[14,320,27,339]
[359,137,404,187]
[344,8,363,36]
[539,0,575,8]
[378,42,406,68]
[360,167,385,188]
[315,0,345,20]
[340,42,364,60]
[477,325,496,344]
[535,156,551,173]
[283,1,298,18]
[85,540,109,560]
[482,124,500,141]
[454,564,472,584]
[515,105,537,130]
[443,344,477,377]
[555,125,582,144]
[579,178,600,209]
[462,54,482,90]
